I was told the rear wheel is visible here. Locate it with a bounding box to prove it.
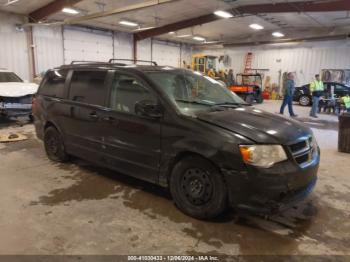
[44,126,69,162]
[170,155,227,219]
[299,95,311,106]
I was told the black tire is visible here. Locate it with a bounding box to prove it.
[44,126,69,162]
[169,155,227,219]
[245,94,254,104]
[299,95,311,106]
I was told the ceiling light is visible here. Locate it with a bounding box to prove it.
[177,34,191,38]
[249,24,264,30]
[4,0,20,6]
[119,20,139,27]
[204,41,220,44]
[193,36,205,41]
[272,32,285,37]
[62,7,79,14]
[134,26,155,31]
[168,31,175,35]
[214,10,233,18]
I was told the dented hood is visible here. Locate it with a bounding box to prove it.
[0,82,38,97]
[196,107,311,144]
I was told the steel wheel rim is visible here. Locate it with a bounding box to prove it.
[300,96,310,105]
[180,168,213,206]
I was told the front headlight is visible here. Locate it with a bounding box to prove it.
[239,145,287,168]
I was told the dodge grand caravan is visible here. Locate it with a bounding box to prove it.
[33,60,319,219]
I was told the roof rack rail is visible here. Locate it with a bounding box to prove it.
[108,59,158,66]
[70,61,106,65]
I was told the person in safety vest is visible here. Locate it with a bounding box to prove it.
[207,69,215,78]
[309,74,325,118]
[342,94,350,113]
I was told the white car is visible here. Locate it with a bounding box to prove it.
[0,69,38,119]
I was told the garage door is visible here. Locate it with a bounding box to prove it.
[152,41,180,67]
[63,27,113,64]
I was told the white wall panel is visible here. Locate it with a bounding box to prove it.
[152,40,180,67]
[196,41,350,87]
[181,44,193,68]
[113,32,133,60]
[63,26,113,64]
[33,26,64,74]
[0,12,30,80]
[137,39,152,62]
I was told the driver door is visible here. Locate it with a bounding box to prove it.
[98,72,162,183]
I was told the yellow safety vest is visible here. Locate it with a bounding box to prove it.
[343,96,350,109]
[310,80,324,92]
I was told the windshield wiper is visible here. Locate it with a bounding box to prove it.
[214,102,249,107]
[175,99,213,106]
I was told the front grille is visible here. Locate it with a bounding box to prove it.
[288,136,315,166]
[289,140,307,152]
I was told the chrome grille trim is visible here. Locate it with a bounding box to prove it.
[288,136,316,166]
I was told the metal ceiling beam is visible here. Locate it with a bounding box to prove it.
[29,0,83,22]
[134,0,350,41]
[235,0,350,13]
[222,34,350,47]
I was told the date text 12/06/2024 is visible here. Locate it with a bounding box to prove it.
[127,256,219,261]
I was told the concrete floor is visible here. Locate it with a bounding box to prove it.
[0,100,349,256]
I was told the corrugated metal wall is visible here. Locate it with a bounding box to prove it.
[33,26,64,74]
[63,26,113,64]
[152,40,180,67]
[0,12,30,80]
[114,32,133,60]
[196,41,350,87]
[0,11,192,80]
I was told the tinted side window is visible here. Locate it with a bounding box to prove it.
[335,84,346,92]
[40,69,67,98]
[69,70,107,106]
[110,73,156,114]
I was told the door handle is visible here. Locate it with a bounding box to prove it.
[102,116,118,124]
[88,112,99,120]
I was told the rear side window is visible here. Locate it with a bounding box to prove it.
[69,70,108,106]
[40,69,67,98]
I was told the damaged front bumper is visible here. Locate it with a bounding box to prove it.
[222,151,319,215]
[0,102,32,117]
[0,95,33,117]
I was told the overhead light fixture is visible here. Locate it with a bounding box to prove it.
[272,32,285,37]
[214,10,233,18]
[62,7,79,14]
[134,26,155,31]
[193,36,206,41]
[249,24,264,30]
[4,0,20,6]
[203,41,220,44]
[168,31,175,35]
[177,34,191,38]
[119,20,139,27]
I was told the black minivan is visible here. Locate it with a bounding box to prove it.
[33,60,319,219]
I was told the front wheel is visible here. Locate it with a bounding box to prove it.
[170,155,227,219]
[44,126,69,162]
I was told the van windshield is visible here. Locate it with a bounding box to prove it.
[147,70,247,115]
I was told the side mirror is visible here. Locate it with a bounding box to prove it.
[135,100,163,118]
